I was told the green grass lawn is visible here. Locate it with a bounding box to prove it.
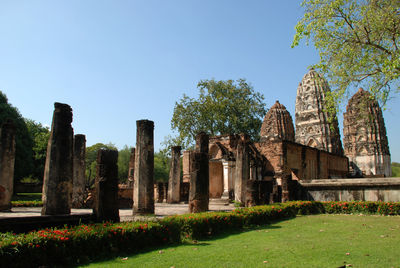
[82,214,400,268]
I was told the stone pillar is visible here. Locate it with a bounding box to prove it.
[42,103,74,215]
[167,146,181,203]
[222,161,229,199]
[0,122,16,211]
[72,134,86,208]
[196,132,209,154]
[228,161,235,200]
[188,151,209,213]
[235,139,249,206]
[94,149,120,222]
[128,148,135,188]
[246,180,259,207]
[133,120,154,215]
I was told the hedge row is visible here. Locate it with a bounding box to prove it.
[1,201,399,267]
[11,201,43,207]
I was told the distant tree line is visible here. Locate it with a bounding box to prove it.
[0,90,170,188]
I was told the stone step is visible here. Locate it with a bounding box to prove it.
[209,198,231,205]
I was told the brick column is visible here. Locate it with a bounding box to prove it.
[42,103,74,215]
[0,122,16,211]
[189,132,209,213]
[167,146,181,203]
[94,149,120,222]
[235,138,249,206]
[72,134,86,208]
[133,120,154,214]
[127,148,135,188]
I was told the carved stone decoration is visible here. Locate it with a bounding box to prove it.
[295,69,343,155]
[343,88,391,177]
[260,101,295,142]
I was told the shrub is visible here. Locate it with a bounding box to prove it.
[1,200,400,267]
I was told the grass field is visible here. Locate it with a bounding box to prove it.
[83,214,400,268]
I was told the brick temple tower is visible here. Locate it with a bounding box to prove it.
[260,100,295,142]
[343,88,391,177]
[295,68,343,155]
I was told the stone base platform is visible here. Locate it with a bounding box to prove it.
[298,177,400,202]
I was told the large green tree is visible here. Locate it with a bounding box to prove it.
[117,145,132,183]
[171,79,267,148]
[154,151,170,183]
[85,143,117,187]
[292,0,400,107]
[0,91,34,182]
[25,119,50,182]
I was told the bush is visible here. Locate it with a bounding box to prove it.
[1,200,400,267]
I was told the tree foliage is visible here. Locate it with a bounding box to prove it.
[154,151,170,183]
[292,0,400,107]
[117,145,132,183]
[0,91,34,182]
[85,143,117,187]
[25,119,50,182]
[171,79,267,148]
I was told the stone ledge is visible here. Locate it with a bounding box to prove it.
[300,177,400,188]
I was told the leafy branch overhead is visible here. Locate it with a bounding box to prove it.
[171,79,267,148]
[292,0,400,107]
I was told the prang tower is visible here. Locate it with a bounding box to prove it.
[343,88,391,177]
[260,101,295,142]
[295,69,343,155]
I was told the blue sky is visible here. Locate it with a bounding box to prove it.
[0,1,399,162]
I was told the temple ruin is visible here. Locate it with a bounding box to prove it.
[343,88,392,177]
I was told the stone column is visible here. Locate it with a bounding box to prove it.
[188,151,209,213]
[0,122,16,211]
[167,146,181,203]
[133,120,154,215]
[196,132,209,154]
[222,161,229,199]
[246,180,259,207]
[72,134,86,208]
[127,148,135,188]
[94,149,120,222]
[42,103,74,215]
[235,139,249,206]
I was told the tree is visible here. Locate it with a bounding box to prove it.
[0,91,34,182]
[117,145,131,183]
[171,79,267,148]
[292,0,400,107]
[25,119,50,182]
[85,143,117,187]
[154,151,170,183]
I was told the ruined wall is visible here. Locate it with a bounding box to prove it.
[256,140,348,181]
[300,178,400,202]
[209,161,223,198]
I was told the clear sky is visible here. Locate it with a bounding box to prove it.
[0,1,399,162]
